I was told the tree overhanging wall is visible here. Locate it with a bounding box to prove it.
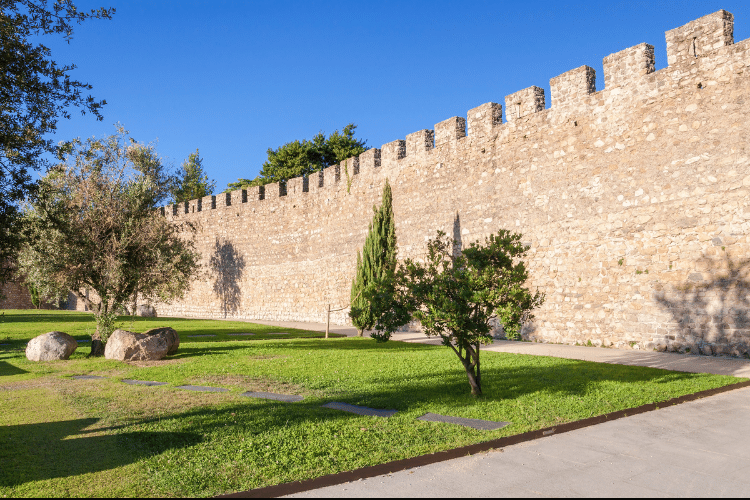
[101,11,750,355]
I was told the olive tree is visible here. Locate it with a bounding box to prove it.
[366,229,544,396]
[20,127,201,355]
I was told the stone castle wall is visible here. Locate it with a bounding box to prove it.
[156,10,750,356]
[6,11,748,356]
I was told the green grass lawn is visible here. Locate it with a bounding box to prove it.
[0,310,745,497]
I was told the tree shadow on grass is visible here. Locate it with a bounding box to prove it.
[0,360,28,376]
[0,418,201,487]
[166,338,711,412]
[0,312,95,324]
[165,336,384,359]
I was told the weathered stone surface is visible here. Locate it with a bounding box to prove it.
[104,329,171,361]
[142,327,179,355]
[137,304,157,317]
[26,331,77,361]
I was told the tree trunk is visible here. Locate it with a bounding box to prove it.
[462,343,482,396]
[89,329,105,357]
[357,329,364,337]
[474,342,481,394]
[464,364,481,396]
[448,340,483,396]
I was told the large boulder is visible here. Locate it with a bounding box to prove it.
[104,327,179,361]
[26,331,78,361]
[137,304,157,317]
[143,327,179,355]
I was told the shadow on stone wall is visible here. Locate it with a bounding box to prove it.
[209,238,245,318]
[655,254,750,357]
[452,212,462,258]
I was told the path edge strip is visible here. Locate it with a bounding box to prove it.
[215,379,750,498]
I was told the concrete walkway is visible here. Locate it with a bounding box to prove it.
[244,319,750,497]
[287,386,750,497]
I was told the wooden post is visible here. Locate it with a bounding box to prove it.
[326,304,331,339]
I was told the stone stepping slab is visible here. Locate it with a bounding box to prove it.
[241,391,303,402]
[186,334,216,338]
[227,333,255,336]
[121,379,168,387]
[264,332,290,335]
[322,402,397,418]
[72,375,106,380]
[176,385,228,393]
[417,412,510,431]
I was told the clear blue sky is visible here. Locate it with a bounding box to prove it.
[41,0,750,193]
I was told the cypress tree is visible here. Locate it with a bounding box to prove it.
[350,179,396,336]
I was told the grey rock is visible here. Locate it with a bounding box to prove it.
[137,304,157,317]
[105,328,176,361]
[700,344,714,356]
[142,327,179,355]
[26,331,78,361]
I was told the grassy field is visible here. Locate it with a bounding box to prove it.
[0,310,745,497]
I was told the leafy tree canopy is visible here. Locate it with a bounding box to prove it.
[365,229,545,396]
[172,148,215,203]
[226,123,367,191]
[20,126,201,356]
[0,0,114,284]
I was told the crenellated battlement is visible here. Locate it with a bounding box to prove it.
[162,10,747,221]
[146,10,750,357]
[666,9,733,65]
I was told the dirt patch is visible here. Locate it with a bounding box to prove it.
[0,375,70,392]
[195,374,305,395]
[125,358,186,368]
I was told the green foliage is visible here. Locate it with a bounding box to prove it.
[27,283,40,309]
[225,123,367,191]
[225,176,265,191]
[19,127,201,351]
[366,229,545,395]
[0,0,114,285]
[171,149,215,203]
[349,180,397,336]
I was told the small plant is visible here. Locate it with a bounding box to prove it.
[629,341,637,348]
[578,277,581,282]
[618,258,624,266]
[669,264,673,270]
[27,283,41,309]
[685,347,691,353]
[722,246,726,251]
[586,339,593,347]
